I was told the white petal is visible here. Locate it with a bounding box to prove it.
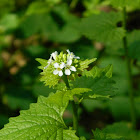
[58,71,63,77]
[65,69,71,75]
[60,62,65,69]
[52,51,58,60]
[74,56,80,59]
[66,49,70,54]
[67,59,72,66]
[47,59,52,64]
[70,66,76,72]
[54,63,59,68]
[53,70,59,75]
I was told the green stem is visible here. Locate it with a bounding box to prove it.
[72,101,79,135]
[122,7,136,129]
[63,76,79,135]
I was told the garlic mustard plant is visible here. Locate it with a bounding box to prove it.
[0,49,117,140]
[36,50,97,87]
[53,62,65,76]
[44,50,80,77]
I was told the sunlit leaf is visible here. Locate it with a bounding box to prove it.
[0,91,79,140]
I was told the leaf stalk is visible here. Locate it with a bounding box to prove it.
[122,7,136,129]
[63,76,79,136]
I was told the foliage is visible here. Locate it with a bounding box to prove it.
[80,12,125,43]
[0,0,140,139]
[0,91,79,140]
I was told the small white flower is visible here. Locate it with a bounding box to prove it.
[53,62,65,77]
[65,59,76,75]
[67,49,80,60]
[44,51,58,69]
[44,59,52,69]
[51,51,58,60]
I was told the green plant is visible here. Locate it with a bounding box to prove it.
[0,0,140,139]
[0,50,117,139]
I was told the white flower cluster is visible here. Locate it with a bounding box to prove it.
[44,50,80,77]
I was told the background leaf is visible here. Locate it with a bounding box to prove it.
[80,12,125,43]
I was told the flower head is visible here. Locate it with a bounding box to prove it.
[44,51,58,69]
[53,62,65,77]
[44,50,80,77]
[65,59,76,75]
[51,51,58,60]
[67,49,80,60]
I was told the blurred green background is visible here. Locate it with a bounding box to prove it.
[0,0,140,138]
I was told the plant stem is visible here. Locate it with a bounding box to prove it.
[122,7,136,129]
[63,76,79,135]
[72,100,79,135]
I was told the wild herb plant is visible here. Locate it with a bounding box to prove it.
[0,49,117,139]
[0,0,140,140]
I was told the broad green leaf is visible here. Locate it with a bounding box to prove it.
[26,0,61,15]
[109,0,140,7]
[26,2,50,15]
[36,58,48,68]
[0,14,19,32]
[72,75,116,99]
[79,58,97,71]
[47,4,81,43]
[68,88,92,100]
[93,122,139,140]
[80,12,125,43]
[20,14,58,38]
[83,64,113,78]
[40,69,59,87]
[36,58,59,87]
[93,128,125,140]
[21,4,81,43]
[0,91,79,140]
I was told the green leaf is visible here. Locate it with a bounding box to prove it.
[68,88,92,100]
[79,58,97,71]
[26,2,50,15]
[80,12,125,43]
[83,64,113,78]
[36,58,60,87]
[0,14,19,32]
[36,58,48,67]
[21,4,81,43]
[40,69,59,87]
[72,75,116,99]
[109,0,140,7]
[93,122,139,140]
[20,14,58,38]
[0,91,79,140]
[93,128,125,140]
